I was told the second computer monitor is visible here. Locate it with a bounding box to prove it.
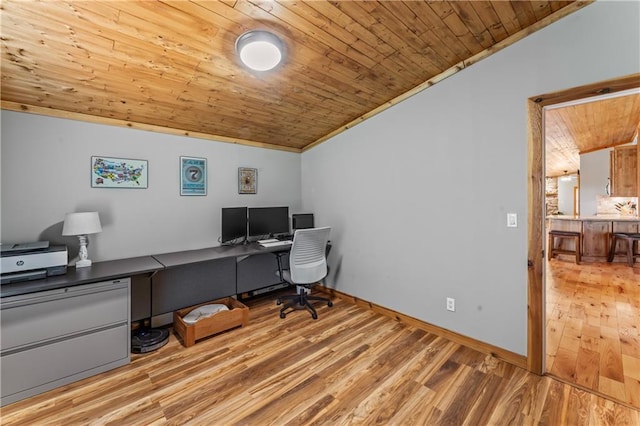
[292,213,314,230]
[248,207,289,237]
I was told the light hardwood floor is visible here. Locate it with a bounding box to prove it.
[2,290,639,425]
[546,259,640,410]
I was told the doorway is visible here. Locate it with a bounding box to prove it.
[527,73,640,407]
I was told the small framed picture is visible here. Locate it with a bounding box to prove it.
[238,167,257,194]
[91,156,148,188]
[180,156,207,196]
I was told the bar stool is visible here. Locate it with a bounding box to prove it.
[548,230,581,264]
[607,233,640,267]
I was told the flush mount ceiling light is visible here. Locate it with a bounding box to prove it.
[235,30,284,72]
[560,170,573,181]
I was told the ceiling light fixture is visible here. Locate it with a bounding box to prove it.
[560,170,573,182]
[235,30,284,72]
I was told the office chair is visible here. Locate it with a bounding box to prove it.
[276,226,332,319]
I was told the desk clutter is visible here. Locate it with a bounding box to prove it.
[173,297,249,347]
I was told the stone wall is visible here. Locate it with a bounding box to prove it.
[545,177,558,215]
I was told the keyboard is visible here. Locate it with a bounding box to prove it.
[259,240,293,248]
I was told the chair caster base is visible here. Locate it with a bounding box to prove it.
[276,287,332,320]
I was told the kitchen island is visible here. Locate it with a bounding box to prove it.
[547,215,639,262]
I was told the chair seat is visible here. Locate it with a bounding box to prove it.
[612,232,640,239]
[548,230,581,237]
[548,230,581,264]
[281,269,321,286]
[608,233,640,266]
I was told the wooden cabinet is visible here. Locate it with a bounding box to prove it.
[610,145,637,197]
[549,218,640,261]
[582,221,612,258]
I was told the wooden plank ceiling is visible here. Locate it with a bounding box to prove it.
[545,92,640,178]
[2,1,589,154]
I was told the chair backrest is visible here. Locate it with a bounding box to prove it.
[289,226,331,284]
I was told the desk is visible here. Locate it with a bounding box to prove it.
[0,255,163,298]
[1,243,290,301]
[0,242,290,405]
[150,242,290,316]
[152,242,289,267]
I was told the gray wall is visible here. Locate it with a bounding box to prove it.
[1,112,302,261]
[302,1,640,355]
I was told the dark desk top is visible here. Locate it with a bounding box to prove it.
[1,256,163,298]
[152,242,290,268]
[1,243,291,298]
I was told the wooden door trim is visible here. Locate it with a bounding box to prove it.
[526,72,640,374]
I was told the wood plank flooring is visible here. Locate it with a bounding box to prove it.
[546,259,640,410]
[3,290,639,425]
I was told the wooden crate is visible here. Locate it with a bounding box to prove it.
[173,297,249,347]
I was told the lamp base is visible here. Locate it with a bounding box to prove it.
[75,259,92,268]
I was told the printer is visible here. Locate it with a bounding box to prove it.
[1,241,68,284]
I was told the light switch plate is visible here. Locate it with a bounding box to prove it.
[507,213,517,228]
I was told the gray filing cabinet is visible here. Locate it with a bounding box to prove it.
[1,278,130,406]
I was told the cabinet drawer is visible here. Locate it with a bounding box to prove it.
[1,279,129,351]
[1,323,129,401]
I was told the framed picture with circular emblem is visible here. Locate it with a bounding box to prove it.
[180,156,207,196]
[238,167,257,194]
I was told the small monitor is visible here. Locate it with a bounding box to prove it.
[221,207,247,244]
[292,213,314,230]
[248,207,289,237]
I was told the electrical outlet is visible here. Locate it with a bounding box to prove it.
[507,213,517,228]
[446,297,455,312]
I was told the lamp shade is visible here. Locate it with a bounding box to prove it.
[62,212,102,236]
[235,30,284,71]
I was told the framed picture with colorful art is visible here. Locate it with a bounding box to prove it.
[91,156,148,188]
[180,156,207,196]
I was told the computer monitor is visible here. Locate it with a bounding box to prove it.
[248,207,289,237]
[292,213,314,230]
[221,207,247,244]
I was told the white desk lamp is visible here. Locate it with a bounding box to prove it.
[62,212,102,268]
